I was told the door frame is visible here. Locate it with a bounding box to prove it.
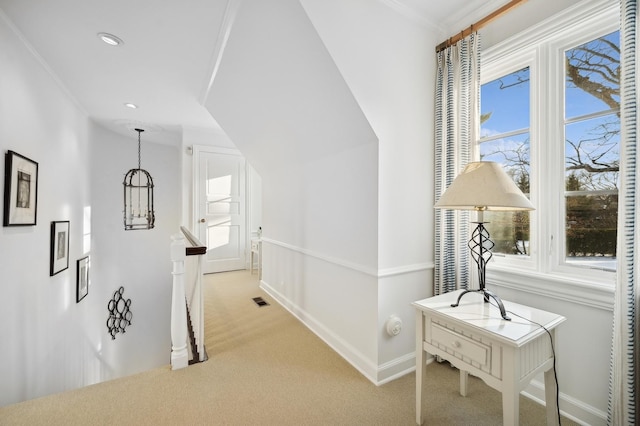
[193,144,252,272]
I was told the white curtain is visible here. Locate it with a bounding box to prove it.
[608,0,639,424]
[434,33,481,295]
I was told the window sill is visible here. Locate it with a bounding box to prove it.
[486,266,614,311]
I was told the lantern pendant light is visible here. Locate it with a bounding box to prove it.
[123,128,155,230]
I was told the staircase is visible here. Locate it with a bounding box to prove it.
[170,227,207,369]
[186,301,208,364]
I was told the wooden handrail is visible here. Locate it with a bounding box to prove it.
[180,226,207,256]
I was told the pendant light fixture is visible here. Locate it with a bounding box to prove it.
[123,128,155,230]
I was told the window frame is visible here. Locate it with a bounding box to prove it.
[478,0,619,305]
[479,51,538,274]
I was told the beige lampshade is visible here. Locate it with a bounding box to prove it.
[434,161,534,211]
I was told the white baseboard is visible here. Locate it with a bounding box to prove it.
[260,279,380,384]
[376,352,416,385]
[522,378,607,426]
[261,277,426,385]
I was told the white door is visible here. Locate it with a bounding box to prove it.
[195,146,246,274]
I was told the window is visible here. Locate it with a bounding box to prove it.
[478,0,619,288]
[563,32,619,271]
[480,67,531,257]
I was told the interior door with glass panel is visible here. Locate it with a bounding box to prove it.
[196,148,246,274]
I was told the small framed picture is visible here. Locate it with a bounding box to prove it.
[3,150,39,226]
[76,256,89,303]
[50,221,70,276]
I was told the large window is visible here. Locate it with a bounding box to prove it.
[478,0,619,287]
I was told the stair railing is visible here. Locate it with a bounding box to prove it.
[170,227,207,370]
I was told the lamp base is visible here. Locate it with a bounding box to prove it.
[450,288,511,321]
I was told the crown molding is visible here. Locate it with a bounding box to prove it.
[377,0,444,30]
[379,0,517,41]
[441,0,512,34]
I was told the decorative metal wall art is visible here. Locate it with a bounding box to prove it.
[107,286,132,339]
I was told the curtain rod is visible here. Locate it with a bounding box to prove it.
[435,0,528,53]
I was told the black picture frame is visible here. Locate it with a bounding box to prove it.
[3,150,38,226]
[50,221,70,276]
[76,256,89,302]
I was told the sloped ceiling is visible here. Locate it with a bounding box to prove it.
[204,0,378,176]
[0,0,502,146]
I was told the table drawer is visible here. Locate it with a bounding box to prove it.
[430,322,490,367]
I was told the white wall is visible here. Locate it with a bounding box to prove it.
[90,123,181,384]
[0,12,92,405]
[301,0,435,270]
[204,0,439,384]
[300,0,437,380]
[205,0,381,377]
[260,142,380,376]
[0,11,181,406]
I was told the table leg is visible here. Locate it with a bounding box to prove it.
[502,386,519,426]
[500,345,520,425]
[415,311,425,425]
[459,370,468,397]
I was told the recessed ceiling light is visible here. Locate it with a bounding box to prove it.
[97,32,123,46]
[124,103,138,109]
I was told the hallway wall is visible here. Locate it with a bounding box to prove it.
[0,11,181,406]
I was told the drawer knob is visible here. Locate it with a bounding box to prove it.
[452,340,461,348]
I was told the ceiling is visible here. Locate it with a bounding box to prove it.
[0,0,500,146]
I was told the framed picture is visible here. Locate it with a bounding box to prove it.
[76,256,89,302]
[3,150,38,226]
[50,221,70,276]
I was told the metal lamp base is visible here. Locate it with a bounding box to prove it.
[450,220,511,321]
[450,288,511,321]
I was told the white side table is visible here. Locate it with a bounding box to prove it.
[250,238,262,279]
[413,290,565,425]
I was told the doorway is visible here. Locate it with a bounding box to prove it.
[194,146,246,274]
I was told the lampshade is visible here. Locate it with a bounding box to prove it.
[434,161,534,211]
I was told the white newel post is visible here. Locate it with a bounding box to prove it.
[170,234,189,370]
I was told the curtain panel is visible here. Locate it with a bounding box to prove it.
[434,33,481,295]
[609,0,639,424]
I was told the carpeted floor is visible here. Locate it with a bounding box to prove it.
[0,270,578,425]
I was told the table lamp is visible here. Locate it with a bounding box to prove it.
[434,161,534,320]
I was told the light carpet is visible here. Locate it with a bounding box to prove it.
[0,270,578,425]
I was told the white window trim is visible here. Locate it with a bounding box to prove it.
[479,0,619,308]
